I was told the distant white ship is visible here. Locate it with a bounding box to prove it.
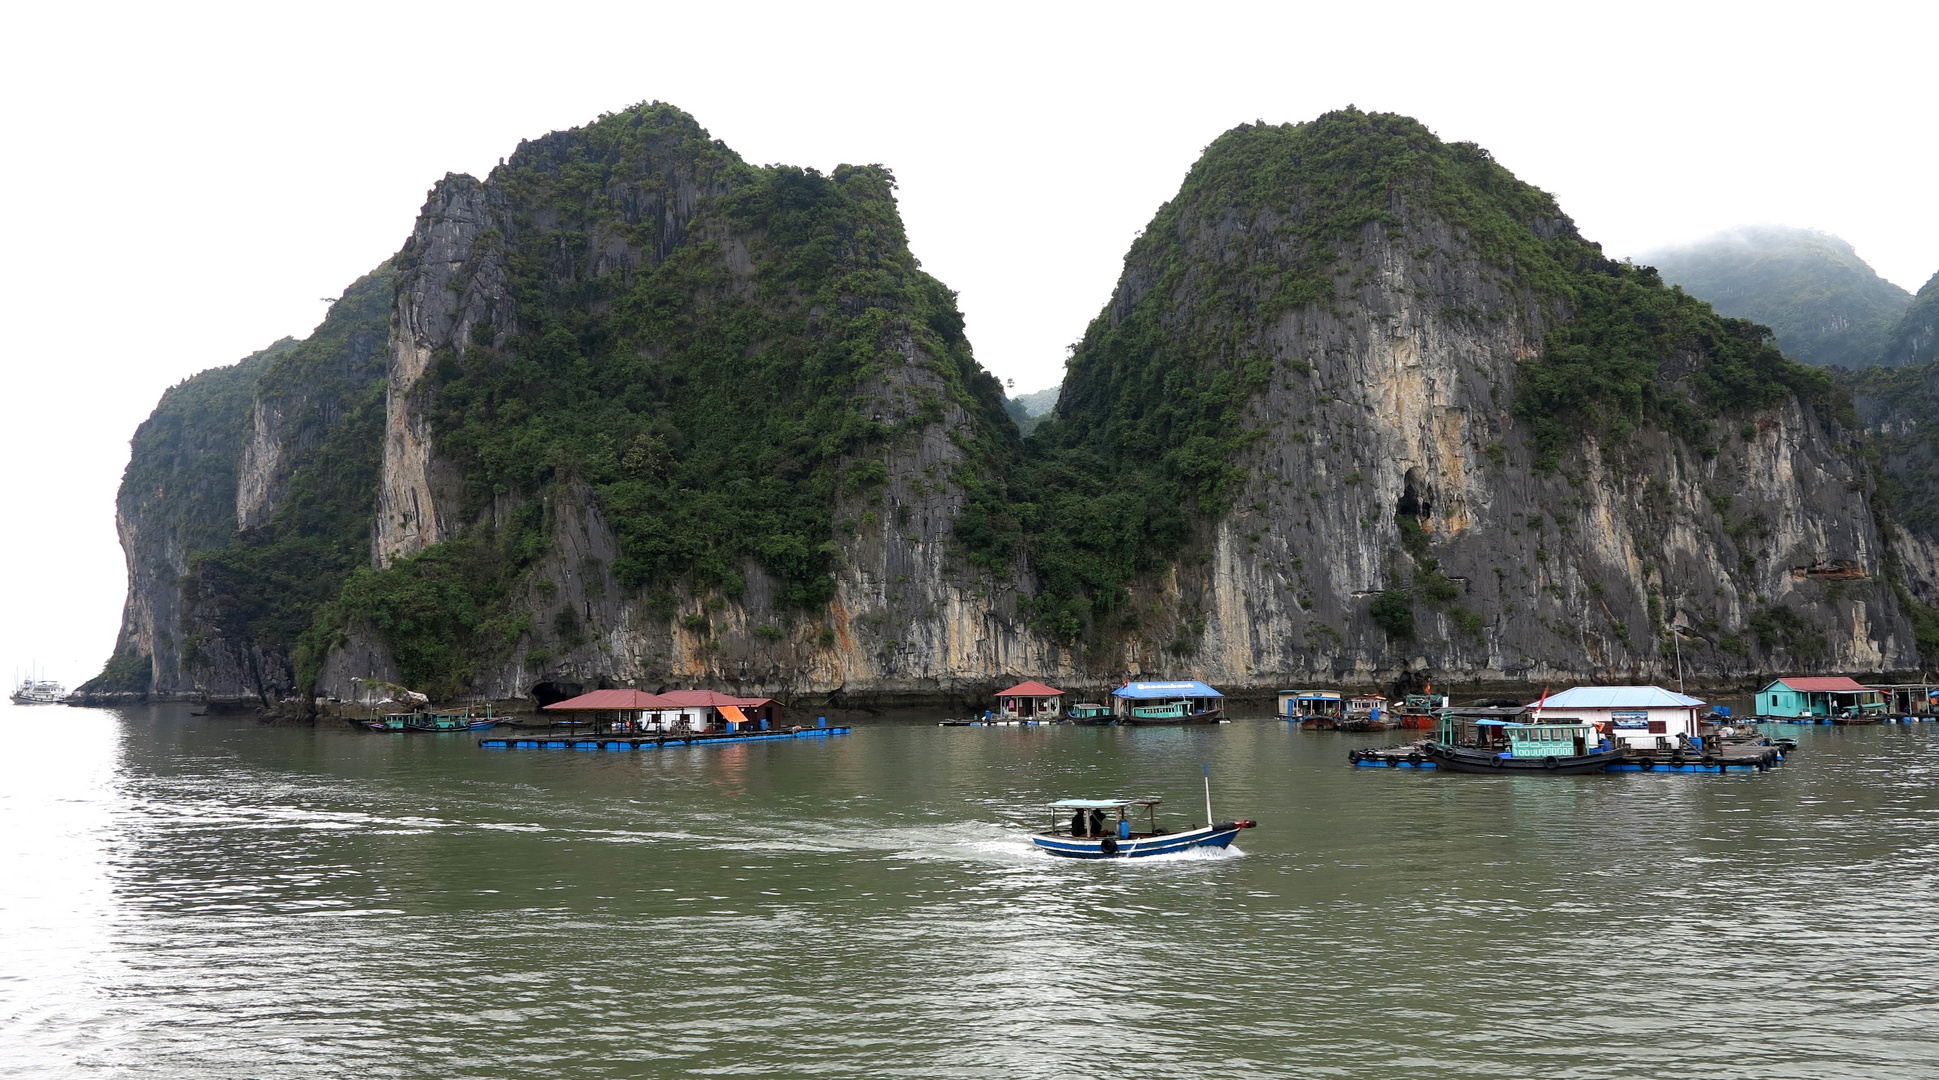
[10,674,65,705]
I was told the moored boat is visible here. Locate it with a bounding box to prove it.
[1031,797,1255,858]
[1112,680,1224,725]
[10,675,66,705]
[1423,712,1624,775]
[366,706,498,732]
[1066,702,1114,724]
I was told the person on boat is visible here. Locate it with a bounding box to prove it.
[1070,810,1086,836]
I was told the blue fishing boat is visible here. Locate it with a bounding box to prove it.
[1031,797,1255,858]
[365,707,498,732]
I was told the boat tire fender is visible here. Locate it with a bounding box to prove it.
[1543,756,1559,770]
[1387,756,1398,767]
[1100,836,1118,855]
[1348,750,1362,764]
[1408,751,1423,764]
[1636,759,1653,771]
[1701,754,1717,767]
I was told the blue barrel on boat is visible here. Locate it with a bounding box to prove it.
[1119,820,1130,840]
[817,716,827,728]
[760,718,769,730]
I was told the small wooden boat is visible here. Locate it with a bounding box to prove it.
[1031,796,1255,858]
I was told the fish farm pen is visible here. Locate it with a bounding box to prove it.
[480,725,851,751]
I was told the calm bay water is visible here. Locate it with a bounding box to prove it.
[3,703,1937,1079]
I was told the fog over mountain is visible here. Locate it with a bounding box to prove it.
[1641,226,1912,368]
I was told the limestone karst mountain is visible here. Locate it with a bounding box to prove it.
[81,106,1931,707]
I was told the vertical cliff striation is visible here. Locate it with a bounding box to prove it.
[80,266,395,703]
[89,105,1928,708]
[302,103,1041,704]
[973,111,1916,688]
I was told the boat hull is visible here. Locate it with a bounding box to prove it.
[1426,743,1625,775]
[1121,707,1224,726]
[1032,822,1250,858]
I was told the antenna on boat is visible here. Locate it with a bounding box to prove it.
[1203,761,1213,825]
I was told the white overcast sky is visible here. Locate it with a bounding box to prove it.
[2,0,1934,686]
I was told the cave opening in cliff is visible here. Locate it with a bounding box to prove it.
[1398,467,1434,520]
[530,681,586,706]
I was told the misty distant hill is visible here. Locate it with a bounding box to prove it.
[1641,226,1911,367]
[1878,271,1939,367]
[1012,386,1058,416]
[1001,385,1059,435]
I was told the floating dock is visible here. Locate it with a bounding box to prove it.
[1750,715,1939,725]
[480,726,850,750]
[1348,742,1787,773]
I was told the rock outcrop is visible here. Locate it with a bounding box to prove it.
[86,105,1930,708]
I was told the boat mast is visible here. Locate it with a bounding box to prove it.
[1203,762,1213,825]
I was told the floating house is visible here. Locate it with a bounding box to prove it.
[544,689,780,733]
[1112,680,1225,723]
[995,680,1065,720]
[1870,683,1939,716]
[1753,677,1887,720]
[1276,689,1343,720]
[1528,685,1705,750]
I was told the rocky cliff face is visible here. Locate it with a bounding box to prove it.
[85,342,289,698]
[81,267,394,703]
[1023,113,1918,689]
[90,105,1930,709]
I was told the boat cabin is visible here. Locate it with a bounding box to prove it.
[1277,690,1343,719]
[1345,695,1387,718]
[1066,702,1112,721]
[1527,685,1704,751]
[1505,721,1602,758]
[1436,709,1527,750]
[1754,677,1888,720]
[1044,797,1164,840]
[1113,680,1224,720]
[995,680,1065,720]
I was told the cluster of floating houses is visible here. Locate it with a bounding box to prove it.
[330,671,1933,857]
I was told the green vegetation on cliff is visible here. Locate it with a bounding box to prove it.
[959,109,1835,641]
[1641,227,1912,368]
[77,338,291,694]
[182,264,395,666]
[340,105,1012,690]
[1878,270,1939,367]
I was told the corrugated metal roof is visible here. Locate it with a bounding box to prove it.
[1764,676,1873,693]
[544,689,678,711]
[1112,680,1223,699]
[1530,685,1706,709]
[655,690,775,707]
[997,680,1064,697]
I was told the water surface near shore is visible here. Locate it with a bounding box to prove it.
[3,703,1936,1078]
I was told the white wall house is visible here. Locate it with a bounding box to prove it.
[1528,686,1705,750]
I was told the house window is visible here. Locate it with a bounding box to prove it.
[1647,720,1666,734]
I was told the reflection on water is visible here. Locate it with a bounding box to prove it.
[2,704,1937,1078]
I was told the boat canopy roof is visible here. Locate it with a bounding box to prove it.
[1048,797,1161,810]
[1113,680,1222,699]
